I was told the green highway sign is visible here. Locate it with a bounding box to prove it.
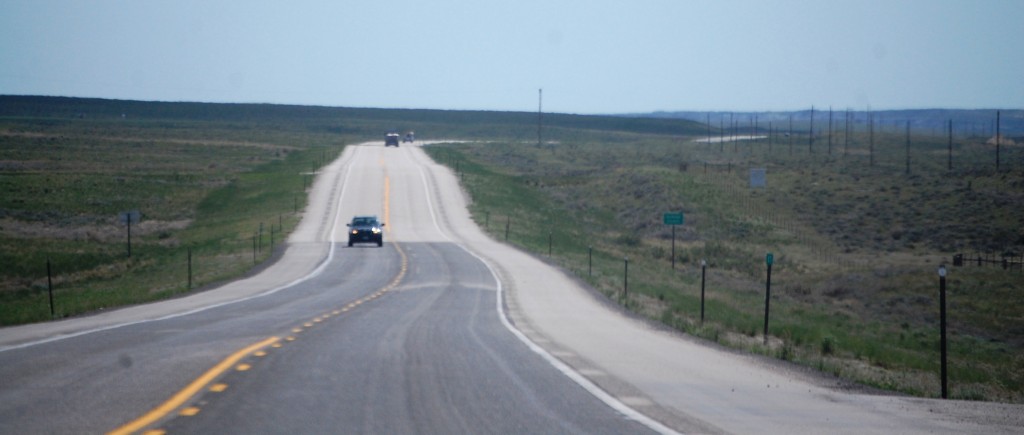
[663,212,684,225]
[766,252,774,266]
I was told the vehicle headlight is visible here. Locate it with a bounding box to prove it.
[372,227,381,234]
[351,230,358,235]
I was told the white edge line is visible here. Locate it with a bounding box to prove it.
[0,149,357,353]
[409,148,682,435]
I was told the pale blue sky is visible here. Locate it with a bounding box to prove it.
[2,0,1021,114]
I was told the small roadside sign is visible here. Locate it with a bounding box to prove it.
[766,252,774,266]
[750,168,766,188]
[119,210,141,224]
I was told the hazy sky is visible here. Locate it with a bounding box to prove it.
[2,0,1021,114]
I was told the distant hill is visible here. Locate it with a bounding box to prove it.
[622,109,1024,137]
[0,95,708,139]
[4,95,1015,139]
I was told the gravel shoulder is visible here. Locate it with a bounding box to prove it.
[0,144,363,350]
[408,143,1024,434]
[5,141,1021,435]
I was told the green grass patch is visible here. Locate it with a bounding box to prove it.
[425,132,1024,403]
[0,106,347,324]
[3,96,1021,403]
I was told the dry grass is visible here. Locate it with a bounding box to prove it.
[428,129,1024,402]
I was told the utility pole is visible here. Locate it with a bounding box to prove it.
[788,115,793,155]
[537,88,543,148]
[720,115,725,152]
[707,113,711,148]
[995,110,1003,170]
[869,108,875,166]
[808,106,815,154]
[905,121,911,175]
[828,106,833,155]
[948,119,953,171]
[730,112,734,149]
[844,109,850,156]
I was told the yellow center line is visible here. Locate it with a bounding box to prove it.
[381,162,408,288]
[108,336,280,435]
[384,175,391,233]
[112,153,408,435]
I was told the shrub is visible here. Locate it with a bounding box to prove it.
[821,336,836,355]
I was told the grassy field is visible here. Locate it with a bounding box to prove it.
[3,96,1020,403]
[1,96,705,325]
[425,125,1024,403]
[0,114,346,324]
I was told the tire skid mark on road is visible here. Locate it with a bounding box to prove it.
[108,145,411,435]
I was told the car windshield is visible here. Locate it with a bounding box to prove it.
[352,217,375,226]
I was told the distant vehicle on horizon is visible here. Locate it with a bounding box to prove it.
[385,132,400,147]
[403,131,415,143]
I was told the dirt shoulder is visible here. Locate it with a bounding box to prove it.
[0,144,365,349]
[413,144,1024,434]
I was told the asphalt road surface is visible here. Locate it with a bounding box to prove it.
[1,140,1020,434]
[0,142,657,434]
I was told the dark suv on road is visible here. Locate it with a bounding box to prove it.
[347,215,384,247]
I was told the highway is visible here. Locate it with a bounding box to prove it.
[0,143,657,434]
[1,140,1020,434]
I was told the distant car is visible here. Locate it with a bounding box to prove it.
[347,215,384,247]
[385,132,400,147]
[403,132,415,143]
